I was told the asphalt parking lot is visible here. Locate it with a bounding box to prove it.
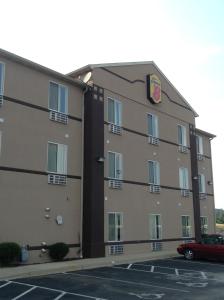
[1,257,224,299]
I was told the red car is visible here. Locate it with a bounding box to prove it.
[177,234,224,261]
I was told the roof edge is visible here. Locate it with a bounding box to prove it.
[195,128,216,139]
[0,48,86,89]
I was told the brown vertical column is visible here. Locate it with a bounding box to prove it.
[82,85,105,258]
[189,124,201,242]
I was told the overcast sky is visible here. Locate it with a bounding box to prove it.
[1,0,224,208]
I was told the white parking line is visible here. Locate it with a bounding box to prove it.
[167,259,224,267]
[5,280,108,300]
[67,272,189,292]
[0,281,12,289]
[151,266,155,273]
[53,292,66,300]
[200,272,207,280]
[135,262,206,273]
[12,286,36,300]
[127,264,132,269]
[175,269,179,276]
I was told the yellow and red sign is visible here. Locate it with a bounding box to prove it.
[147,74,162,104]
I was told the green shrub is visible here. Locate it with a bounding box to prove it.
[0,242,21,266]
[49,242,69,261]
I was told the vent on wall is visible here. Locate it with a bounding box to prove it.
[181,189,190,197]
[108,123,122,135]
[197,154,205,161]
[49,111,68,124]
[149,185,161,194]
[48,174,67,185]
[199,193,207,200]
[151,242,162,251]
[0,95,3,106]
[178,145,188,153]
[109,245,124,255]
[109,180,122,189]
[148,136,159,145]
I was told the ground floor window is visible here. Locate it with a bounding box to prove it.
[182,216,191,238]
[201,216,208,234]
[149,214,162,240]
[108,212,123,242]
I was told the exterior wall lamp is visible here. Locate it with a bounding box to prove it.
[193,176,198,180]
[207,181,213,185]
[97,157,105,163]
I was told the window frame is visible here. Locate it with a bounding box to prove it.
[108,212,123,242]
[196,135,203,155]
[47,141,68,175]
[149,214,162,240]
[148,160,160,185]
[200,216,208,235]
[0,62,5,97]
[48,81,68,115]
[177,124,187,146]
[108,151,123,180]
[179,167,189,189]
[181,215,191,238]
[147,113,159,138]
[198,173,206,194]
[107,97,122,126]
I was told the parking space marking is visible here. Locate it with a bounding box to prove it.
[151,266,155,273]
[3,280,108,300]
[0,281,12,289]
[66,271,189,292]
[127,264,133,269]
[53,291,66,300]
[167,258,224,268]
[175,269,179,276]
[200,272,207,280]
[12,286,36,300]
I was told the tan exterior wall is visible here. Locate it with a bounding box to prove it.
[0,56,83,263]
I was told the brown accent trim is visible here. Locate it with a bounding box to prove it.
[0,166,81,180]
[104,121,189,148]
[101,67,194,113]
[3,95,82,122]
[104,177,192,192]
[101,67,145,84]
[83,85,105,258]
[189,124,201,242]
[27,243,80,251]
[105,237,195,246]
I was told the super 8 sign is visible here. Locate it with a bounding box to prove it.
[147,74,162,104]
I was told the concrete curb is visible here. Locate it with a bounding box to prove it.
[0,251,178,280]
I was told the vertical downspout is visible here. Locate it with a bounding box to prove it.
[80,84,88,258]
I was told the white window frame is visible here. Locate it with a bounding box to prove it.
[147,113,159,138]
[148,160,160,185]
[179,167,189,189]
[149,214,162,240]
[0,62,5,99]
[47,142,68,175]
[196,135,203,155]
[49,81,68,114]
[200,216,208,234]
[178,124,187,146]
[198,174,206,194]
[0,131,2,156]
[181,215,191,238]
[108,212,123,242]
[108,151,123,180]
[107,97,122,126]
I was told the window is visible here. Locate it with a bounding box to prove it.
[108,213,123,242]
[0,131,2,156]
[148,114,159,138]
[196,135,203,155]
[179,167,189,189]
[199,174,206,193]
[200,216,208,234]
[148,161,160,185]
[108,98,122,126]
[178,125,187,146]
[49,82,68,114]
[47,142,68,174]
[149,214,162,240]
[108,152,123,180]
[0,62,5,103]
[182,216,191,238]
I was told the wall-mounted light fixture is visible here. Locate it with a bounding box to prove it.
[97,156,105,163]
[207,181,213,185]
[193,176,198,180]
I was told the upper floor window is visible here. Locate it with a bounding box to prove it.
[108,151,123,180]
[198,174,206,194]
[196,135,203,155]
[200,216,208,234]
[178,125,187,146]
[182,216,191,238]
[149,214,162,240]
[148,114,159,138]
[0,63,5,104]
[47,142,68,175]
[108,212,123,242]
[148,160,160,185]
[179,167,189,190]
[49,82,68,114]
[108,98,122,126]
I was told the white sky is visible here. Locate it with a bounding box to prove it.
[1,0,224,208]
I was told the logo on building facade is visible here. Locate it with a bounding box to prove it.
[147,74,162,104]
